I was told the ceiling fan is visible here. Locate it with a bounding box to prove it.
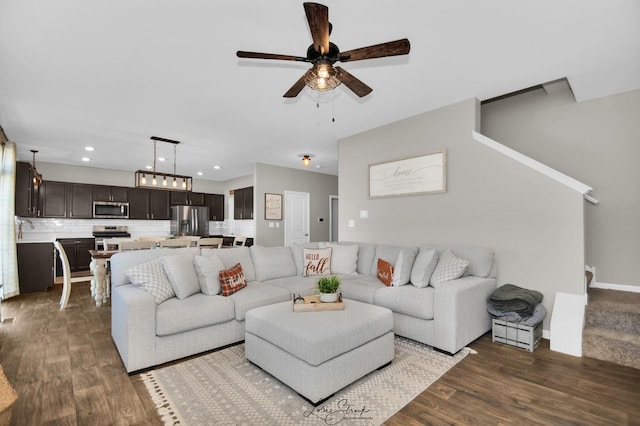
[236,2,410,98]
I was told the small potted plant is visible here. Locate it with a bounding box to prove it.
[317,275,341,303]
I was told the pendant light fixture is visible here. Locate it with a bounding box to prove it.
[30,149,43,188]
[135,136,192,192]
[302,155,311,167]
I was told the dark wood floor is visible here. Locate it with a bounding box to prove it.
[1,283,638,425]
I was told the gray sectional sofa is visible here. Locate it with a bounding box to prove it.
[110,242,497,373]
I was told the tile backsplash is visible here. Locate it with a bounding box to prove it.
[15,217,254,243]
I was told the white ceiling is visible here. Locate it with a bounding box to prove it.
[1,0,639,182]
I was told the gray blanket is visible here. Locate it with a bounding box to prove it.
[487,283,543,316]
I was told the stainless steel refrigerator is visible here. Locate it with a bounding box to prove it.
[170,205,210,237]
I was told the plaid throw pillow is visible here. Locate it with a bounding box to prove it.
[218,263,247,296]
[376,258,394,287]
[430,250,469,287]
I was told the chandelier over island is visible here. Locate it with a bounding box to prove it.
[134,136,192,192]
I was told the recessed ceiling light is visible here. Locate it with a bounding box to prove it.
[315,165,321,169]
[213,165,221,170]
[197,172,204,176]
[158,157,166,162]
[82,157,90,162]
[85,146,94,151]
[145,165,153,170]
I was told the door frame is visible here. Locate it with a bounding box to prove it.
[329,195,338,242]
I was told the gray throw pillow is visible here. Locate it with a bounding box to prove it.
[410,248,439,288]
[162,253,200,299]
[194,255,225,296]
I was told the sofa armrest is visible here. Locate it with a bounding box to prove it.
[433,276,497,354]
[111,284,157,373]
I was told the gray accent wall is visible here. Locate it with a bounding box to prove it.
[482,84,640,287]
[338,98,585,330]
[254,162,338,247]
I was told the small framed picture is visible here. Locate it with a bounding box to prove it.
[264,193,282,220]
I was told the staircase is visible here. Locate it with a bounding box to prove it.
[582,288,640,369]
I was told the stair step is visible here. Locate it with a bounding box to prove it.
[582,327,640,369]
[585,288,640,335]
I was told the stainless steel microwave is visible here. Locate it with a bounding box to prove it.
[93,201,129,219]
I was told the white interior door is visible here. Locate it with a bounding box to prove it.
[330,195,339,242]
[284,191,310,245]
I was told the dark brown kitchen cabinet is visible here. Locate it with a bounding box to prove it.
[56,238,95,275]
[15,161,40,217]
[189,192,205,206]
[149,190,170,220]
[17,242,54,293]
[128,188,149,219]
[233,186,253,220]
[92,185,128,202]
[127,188,169,219]
[170,191,205,206]
[205,194,225,221]
[67,183,93,218]
[40,181,67,218]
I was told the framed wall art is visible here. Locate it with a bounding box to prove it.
[369,151,446,198]
[264,193,283,220]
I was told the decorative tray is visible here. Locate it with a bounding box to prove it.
[292,295,345,312]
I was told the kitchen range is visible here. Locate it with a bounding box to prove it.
[92,225,131,251]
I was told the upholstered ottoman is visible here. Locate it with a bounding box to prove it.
[245,299,394,405]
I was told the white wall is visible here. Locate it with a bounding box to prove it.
[338,98,585,331]
[481,84,640,287]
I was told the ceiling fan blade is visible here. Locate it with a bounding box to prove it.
[304,2,330,54]
[237,51,308,62]
[335,67,372,97]
[283,74,307,98]
[339,38,410,62]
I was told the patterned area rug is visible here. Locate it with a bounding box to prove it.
[141,337,470,425]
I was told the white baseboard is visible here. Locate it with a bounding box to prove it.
[590,282,640,293]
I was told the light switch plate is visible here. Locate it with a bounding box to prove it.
[359,210,368,219]
[348,220,355,228]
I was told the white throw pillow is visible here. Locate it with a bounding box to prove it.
[194,255,225,296]
[319,243,358,275]
[391,248,418,286]
[410,248,439,288]
[125,258,175,304]
[162,253,200,299]
[302,247,332,276]
[430,250,469,287]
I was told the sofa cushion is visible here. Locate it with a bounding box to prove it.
[264,276,318,296]
[433,245,495,278]
[345,241,375,275]
[162,253,200,299]
[376,258,394,286]
[201,246,256,281]
[410,248,439,288]
[302,247,332,277]
[250,246,297,281]
[125,258,175,304]
[339,276,386,304]
[156,293,235,336]
[289,242,321,276]
[430,250,469,286]
[319,242,358,275]
[194,255,225,296]
[373,285,435,320]
[228,281,291,321]
[219,263,247,296]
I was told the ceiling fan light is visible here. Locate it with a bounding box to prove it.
[304,61,341,92]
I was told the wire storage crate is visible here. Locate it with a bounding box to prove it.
[492,318,542,352]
